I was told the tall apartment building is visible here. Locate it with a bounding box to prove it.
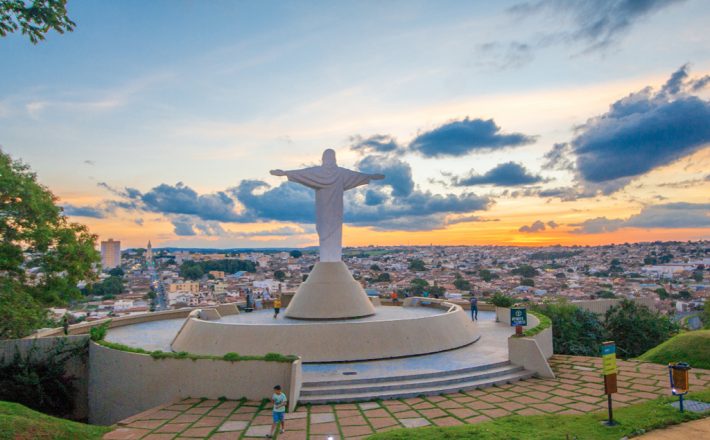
[101,238,121,270]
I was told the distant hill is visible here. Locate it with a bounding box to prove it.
[0,401,109,440]
[637,330,710,370]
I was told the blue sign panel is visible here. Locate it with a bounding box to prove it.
[510,308,527,327]
[601,343,616,356]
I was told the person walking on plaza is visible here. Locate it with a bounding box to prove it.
[390,291,398,305]
[273,296,282,319]
[267,385,287,437]
[470,295,478,321]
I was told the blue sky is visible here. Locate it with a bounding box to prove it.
[2,0,709,248]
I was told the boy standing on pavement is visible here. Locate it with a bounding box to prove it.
[267,385,287,437]
[273,296,282,319]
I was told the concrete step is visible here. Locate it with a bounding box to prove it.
[300,364,525,396]
[301,360,512,387]
[299,370,535,404]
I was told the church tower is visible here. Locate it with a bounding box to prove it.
[146,240,153,262]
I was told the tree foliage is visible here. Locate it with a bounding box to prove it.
[0,0,75,43]
[179,259,256,281]
[0,151,99,339]
[274,270,286,282]
[289,250,302,258]
[604,300,678,358]
[533,302,606,357]
[408,258,426,271]
[511,265,538,278]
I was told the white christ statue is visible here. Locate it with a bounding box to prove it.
[271,149,385,262]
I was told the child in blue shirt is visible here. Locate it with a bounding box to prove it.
[267,385,287,437]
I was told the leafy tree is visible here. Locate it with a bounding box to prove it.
[274,270,286,282]
[659,253,674,264]
[604,300,678,358]
[289,250,302,258]
[429,285,446,297]
[107,267,124,277]
[408,258,426,272]
[595,290,615,299]
[0,0,75,43]
[643,255,657,265]
[511,265,538,278]
[533,302,605,356]
[672,290,692,300]
[0,151,99,339]
[520,278,535,287]
[370,264,381,272]
[655,288,669,300]
[453,276,471,291]
[692,271,704,282]
[179,263,203,280]
[375,272,390,282]
[478,269,497,282]
[410,278,429,295]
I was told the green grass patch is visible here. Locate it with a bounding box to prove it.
[637,330,710,370]
[522,311,551,337]
[0,400,111,440]
[367,389,710,440]
[94,340,298,363]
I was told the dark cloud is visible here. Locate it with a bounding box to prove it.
[476,41,534,70]
[571,202,710,234]
[557,65,710,194]
[356,155,414,197]
[171,216,196,236]
[134,218,144,226]
[350,134,402,155]
[542,143,574,171]
[231,180,315,224]
[453,162,544,187]
[547,220,559,229]
[519,220,546,233]
[62,204,105,218]
[83,160,95,166]
[510,0,685,53]
[409,118,536,158]
[139,183,243,222]
[446,215,500,225]
[364,189,387,206]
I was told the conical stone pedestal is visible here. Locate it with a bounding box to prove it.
[285,261,376,320]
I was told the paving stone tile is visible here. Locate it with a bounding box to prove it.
[450,396,476,403]
[411,402,435,410]
[401,397,425,405]
[480,407,511,418]
[276,431,308,440]
[165,404,193,412]
[368,417,398,429]
[285,418,308,430]
[427,395,448,402]
[574,394,605,404]
[438,400,463,409]
[466,400,497,410]
[493,391,518,399]
[126,420,165,429]
[334,403,359,410]
[392,410,421,419]
[399,417,431,428]
[465,414,491,424]
[527,391,553,401]
[155,422,191,433]
[285,412,308,420]
[147,410,182,420]
[335,410,361,418]
[534,403,565,413]
[340,424,374,437]
[309,421,339,435]
[196,399,220,407]
[103,428,151,440]
[207,408,233,417]
[359,402,381,410]
[568,402,601,412]
[384,404,409,413]
[480,394,507,403]
[227,413,253,421]
[310,413,336,424]
[185,407,212,415]
[180,426,214,437]
[234,406,257,414]
[432,416,464,426]
[516,407,544,416]
[251,415,273,425]
[311,405,335,413]
[216,401,240,409]
[192,416,225,427]
[547,396,574,405]
[244,424,271,437]
[418,408,447,419]
[181,398,202,404]
[630,391,661,400]
[338,415,368,426]
[558,408,584,415]
[142,434,176,440]
[209,433,242,440]
[363,408,390,418]
[217,420,249,431]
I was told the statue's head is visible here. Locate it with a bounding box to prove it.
[322,149,337,167]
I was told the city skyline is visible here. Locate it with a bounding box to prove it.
[2,1,709,248]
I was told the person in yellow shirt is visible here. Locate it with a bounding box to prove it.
[273,296,282,319]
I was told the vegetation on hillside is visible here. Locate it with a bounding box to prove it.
[179,259,257,280]
[638,330,710,370]
[368,389,710,440]
[532,300,678,358]
[0,400,110,440]
[0,151,100,339]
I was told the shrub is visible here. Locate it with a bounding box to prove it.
[533,302,605,356]
[490,293,514,308]
[89,320,111,341]
[605,300,679,358]
[223,352,241,362]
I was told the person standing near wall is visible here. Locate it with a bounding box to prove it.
[273,296,282,319]
[268,385,287,437]
[470,295,478,321]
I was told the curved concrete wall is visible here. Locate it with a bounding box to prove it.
[88,342,299,425]
[171,305,479,362]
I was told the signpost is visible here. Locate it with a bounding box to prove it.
[510,307,527,336]
[601,341,617,426]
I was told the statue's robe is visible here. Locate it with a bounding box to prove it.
[285,165,371,262]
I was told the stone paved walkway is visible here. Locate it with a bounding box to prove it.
[103,355,710,439]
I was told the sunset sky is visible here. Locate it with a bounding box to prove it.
[2,0,709,249]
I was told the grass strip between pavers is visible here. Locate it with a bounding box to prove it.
[366,388,710,440]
